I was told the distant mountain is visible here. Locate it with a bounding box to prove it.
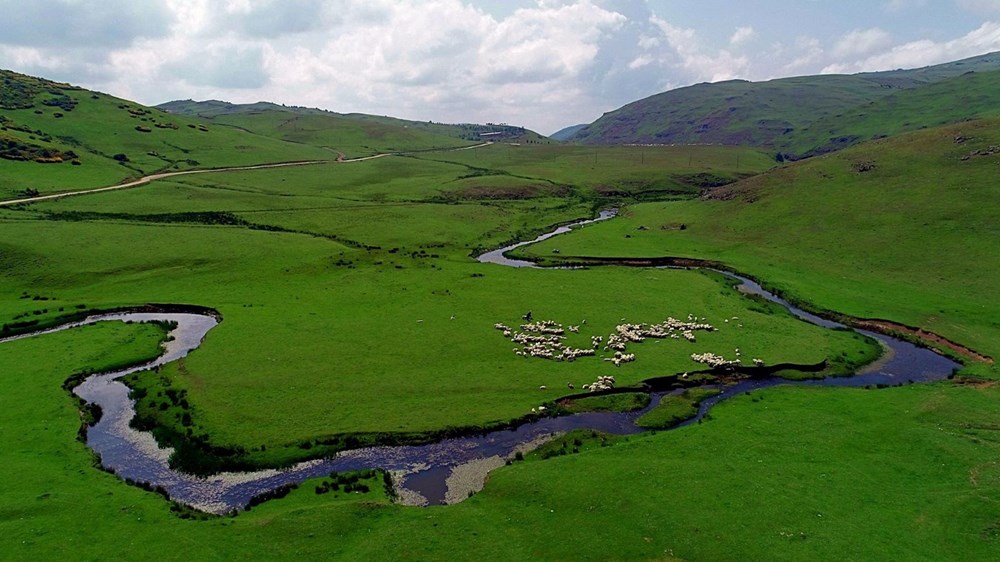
[570,51,1000,158]
[157,100,550,147]
[549,124,588,141]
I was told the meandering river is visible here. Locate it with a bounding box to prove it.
[1,210,960,512]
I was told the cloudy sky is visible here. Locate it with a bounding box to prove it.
[3,0,1000,134]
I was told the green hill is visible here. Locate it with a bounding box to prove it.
[781,69,1000,158]
[157,99,549,155]
[0,70,336,198]
[549,123,587,141]
[569,51,1000,156]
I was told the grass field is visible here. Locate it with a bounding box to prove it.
[4,73,1000,560]
[0,141,874,471]
[169,109,478,158]
[520,118,1000,377]
[4,327,998,560]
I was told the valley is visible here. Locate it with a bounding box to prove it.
[2,51,1000,561]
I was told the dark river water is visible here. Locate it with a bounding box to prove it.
[1,210,960,512]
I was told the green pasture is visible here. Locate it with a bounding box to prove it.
[3,83,999,560]
[412,142,776,198]
[3,325,998,560]
[520,118,1000,372]
[636,387,722,429]
[0,206,873,471]
[188,110,477,158]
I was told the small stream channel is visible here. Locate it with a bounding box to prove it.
[2,210,959,513]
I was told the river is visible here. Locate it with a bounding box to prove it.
[1,210,960,512]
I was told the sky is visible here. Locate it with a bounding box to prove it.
[3,1,1000,134]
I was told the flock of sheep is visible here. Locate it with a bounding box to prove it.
[495,315,720,367]
[494,315,767,399]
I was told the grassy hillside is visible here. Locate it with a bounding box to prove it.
[158,99,549,156]
[570,51,1000,153]
[0,70,335,198]
[522,117,1000,374]
[407,142,775,201]
[572,75,893,147]
[548,123,588,141]
[782,69,1000,158]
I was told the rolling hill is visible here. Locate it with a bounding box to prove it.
[157,99,549,154]
[568,51,1000,158]
[780,68,1000,158]
[0,69,335,198]
[549,123,587,141]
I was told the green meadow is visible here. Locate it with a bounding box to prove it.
[4,323,999,560]
[519,118,1000,375]
[3,68,1000,560]
[0,140,873,473]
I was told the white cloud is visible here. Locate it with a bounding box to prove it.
[730,26,757,46]
[833,28,892,58]
[648,16,750,82]
[3,1,1000,134]
[0,0,632,132]
[628,54,652,69]
[780,36,825,73]
[823,21,1000,73]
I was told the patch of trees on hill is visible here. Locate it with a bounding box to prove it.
[0,134,78,163]
[457,122,529,141]
[1,70,79,110]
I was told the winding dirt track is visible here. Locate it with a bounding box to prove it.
[0,155,400,208]
[0,141,495,207]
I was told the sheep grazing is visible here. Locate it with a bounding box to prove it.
[520,320,565,336]
[567,382,575,389]
[561,347,596,361]
[690,352,741,368]
[604,351,636,367]
[583,375,616,392]
[752,358,765,367]
[539,385,547,390]
[495,313,720,367]
[605,317,716,352]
